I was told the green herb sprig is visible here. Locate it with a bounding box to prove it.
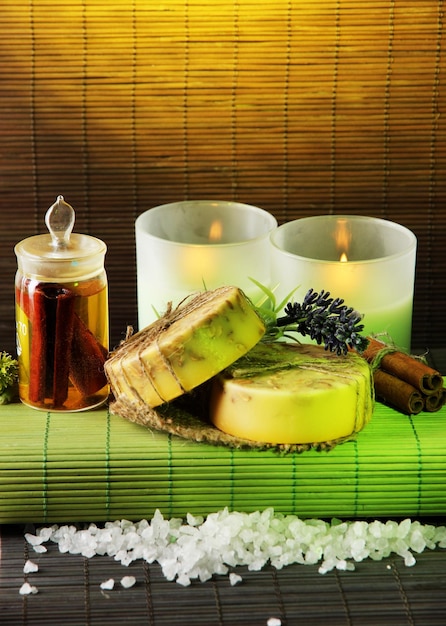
[0,352,19,404]
[250,280,369,355]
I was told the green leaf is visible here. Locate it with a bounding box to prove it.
[0,352,19,402]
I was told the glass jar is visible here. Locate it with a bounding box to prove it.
[14,196,109,411]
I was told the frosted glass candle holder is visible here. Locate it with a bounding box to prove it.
[270,215,417,350]
[136,200,278,329]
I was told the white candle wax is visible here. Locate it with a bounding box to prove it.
[135,201,277,329]
[270,215,417,351]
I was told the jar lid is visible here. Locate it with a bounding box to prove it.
[15,196,107,281]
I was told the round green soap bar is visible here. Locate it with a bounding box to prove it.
[210,342,374,444]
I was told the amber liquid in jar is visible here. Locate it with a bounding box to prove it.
[15,272,109,411]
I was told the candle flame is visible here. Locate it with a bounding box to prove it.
[334,218,352,262]
[208,220,223,242]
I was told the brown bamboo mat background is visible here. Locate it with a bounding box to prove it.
[1,522,446,625]
[1,1,445,356]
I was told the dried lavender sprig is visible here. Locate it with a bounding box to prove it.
[263,288,369,355]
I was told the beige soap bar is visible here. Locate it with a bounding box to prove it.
[210,342,374,444]
[105,286,266,408]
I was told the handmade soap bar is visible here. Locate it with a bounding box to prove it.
[210,342,374,444]
[105,286,266,408]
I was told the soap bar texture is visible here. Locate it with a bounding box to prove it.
[105,286,265,408]
[210,342,374,444]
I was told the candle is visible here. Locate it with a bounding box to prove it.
[135,200,277,329]
[270,215,417,351]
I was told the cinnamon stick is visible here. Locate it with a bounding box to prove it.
[29,283,75,406]
[373,369,424,415]
[51,288,76,406]
[423,388,446,412]
[69,313,108,396]
[363,338,443,395]
[28,284,48,404]
[23,279,107,407]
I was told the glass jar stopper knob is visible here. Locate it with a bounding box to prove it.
[45,195,75,249]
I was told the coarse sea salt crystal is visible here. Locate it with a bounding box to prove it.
[121,576,136,589]
[19,582,38,595]
[229,572,242,586]
[23,560,39,574]
[24,510,446,586]
[100,578,115,590]
[24,532,44,546]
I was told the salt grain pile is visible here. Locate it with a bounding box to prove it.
[25,508,446,587]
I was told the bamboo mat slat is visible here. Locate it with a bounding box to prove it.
[0,397,445,523]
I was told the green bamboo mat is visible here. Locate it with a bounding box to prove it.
[1,401,445,523]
